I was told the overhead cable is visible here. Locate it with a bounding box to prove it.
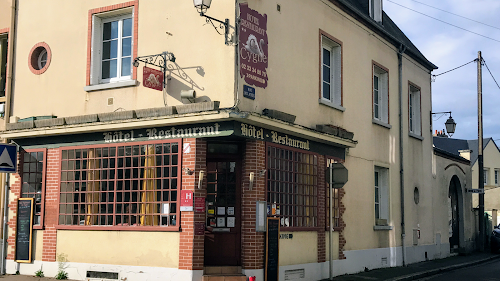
[482,59,500,91]
[432,59,476,80]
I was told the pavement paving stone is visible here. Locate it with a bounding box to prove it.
[323,252,500,281]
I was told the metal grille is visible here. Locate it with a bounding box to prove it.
[21,149,45,226]
[59,141,180,228]
[267,145,318,228]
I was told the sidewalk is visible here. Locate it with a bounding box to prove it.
[324,252,500,281]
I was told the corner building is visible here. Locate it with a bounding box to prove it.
[0,0,460,280]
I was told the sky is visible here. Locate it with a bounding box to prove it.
[384,0,500,141]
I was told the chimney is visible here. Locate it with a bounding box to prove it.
[370,0,383,23]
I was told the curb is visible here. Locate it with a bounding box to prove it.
[389,255,500,281]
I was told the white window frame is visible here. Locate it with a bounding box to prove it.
[90,8,134,86]
[320,36,343,110]
[484,168,489,185]
[374,166,389,226]
[373,65,388,124]
[409,85,421,136]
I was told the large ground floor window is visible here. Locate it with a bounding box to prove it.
[59,140,180,229]
[267,144,318,229]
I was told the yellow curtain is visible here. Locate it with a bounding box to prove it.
[140,145,158,226]
[86,149,100,225]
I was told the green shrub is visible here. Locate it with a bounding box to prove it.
[55,270,68,280]
[35,268,44,277]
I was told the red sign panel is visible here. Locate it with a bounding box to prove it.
[143,66,163,91]
[195,197,205,213]
[180,190,194,211]
[195,222,205,235]
[239,3,268,88]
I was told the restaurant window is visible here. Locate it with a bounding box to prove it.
[326,158,341,229]
[59,141,180,229]
[267,145,318,229]
[21,149,46,228]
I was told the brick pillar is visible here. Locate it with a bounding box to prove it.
[179,139,206,271]
[241,140,266,269]
[42,148,60,262]
[6,154,22,260]
[338,188,346,259]
[317,156,326,263]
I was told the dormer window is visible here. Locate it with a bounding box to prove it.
[370,0,383,23]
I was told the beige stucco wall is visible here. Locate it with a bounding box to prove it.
[57,230,179,268]
[472,141,500,216]
[279,231,317,266]
[0,0,12,30]
[11,0,235,119]
[325,231,339,261]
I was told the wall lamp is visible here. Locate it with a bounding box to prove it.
[431,111,456,137]
[133,51,176,88]
[248,169,266,191]
[193,0,230,45]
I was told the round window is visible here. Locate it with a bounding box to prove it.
[414,187,420,204]
[28,42,51,74]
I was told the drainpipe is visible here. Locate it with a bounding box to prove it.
[232,0,240,110]
[398,43,407,267]
[4,0,16,128]
[0,166,9,275]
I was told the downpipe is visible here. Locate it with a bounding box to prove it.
[398,43,407,267]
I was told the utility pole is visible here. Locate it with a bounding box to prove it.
[478,51,485,252]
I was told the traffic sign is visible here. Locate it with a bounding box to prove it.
[467,189,484,194]
[0,144,16,173]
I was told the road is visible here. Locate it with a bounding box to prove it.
[417,259,500,281]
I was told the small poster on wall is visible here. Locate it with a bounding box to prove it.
[217,217,226,227]
[227,217,235,228]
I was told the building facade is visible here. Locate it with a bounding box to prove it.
[0,1,452,280]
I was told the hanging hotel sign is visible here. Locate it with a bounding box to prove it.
[143,66,163,91]
[239,3,268,88]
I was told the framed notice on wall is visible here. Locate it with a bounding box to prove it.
[266,217,280,281]
[15,198,34,263]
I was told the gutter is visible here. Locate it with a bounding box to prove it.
[398,43,407,267]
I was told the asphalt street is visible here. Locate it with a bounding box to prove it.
[416,259,500,281]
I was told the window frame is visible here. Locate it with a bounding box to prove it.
[37,49,47,70]
[408,83,422,136]
[484,168,489,185]
[372,62,389,125]
[20,148,47,230]
[266,143,320,231]
[374,166,389,226]
[495,169,499,186]
[319,30,343,111]
[56,139,182,231]
[87,2,138,87]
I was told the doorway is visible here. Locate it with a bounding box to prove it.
[204,160,242,266]
[449,176,461,252]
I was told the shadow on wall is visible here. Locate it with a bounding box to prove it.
[165,62,211,104]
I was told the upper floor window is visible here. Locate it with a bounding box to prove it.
[495,169,498,186]
[0,34,7,97]
[409,84,421,136]
[484,168,489,185]
[374,166,389,226]
[20,149,46,228]
[373,64,389,124]
[87,3,138,87]
[320,34,342,110]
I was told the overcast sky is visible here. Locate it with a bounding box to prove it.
[384,0,500,141]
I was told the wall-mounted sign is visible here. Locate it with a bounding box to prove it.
[195,222,205,235]
[0,144,17,173]
[239,3,268,88]
[15,198,34,263]
[180,190,194,211]
[143,66,163,91]
[243,85,256,100]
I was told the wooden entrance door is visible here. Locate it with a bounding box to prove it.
[204,161,241,266]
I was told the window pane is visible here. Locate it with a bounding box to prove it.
[122,38,132,57]
[103,21,119,41]
[374,76,379,90]
[102,59,117,79]
[123,18,133,37]
[121,58,131,77]
[102,40,118,60]
[323,48,331,66]
[322,82,330,100]
[323,65,330,83]
[374,105,379,119]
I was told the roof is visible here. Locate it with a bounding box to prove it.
[336,0,438,71]
[433,146,470,165]
[433,136,499,166]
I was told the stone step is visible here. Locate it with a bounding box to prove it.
[201,275,247,281]
[204,266,242,275]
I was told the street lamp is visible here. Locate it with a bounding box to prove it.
[432,111,457,137]
[193,0,230,45]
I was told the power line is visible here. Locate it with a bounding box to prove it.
[386,0,500,43]
[482,59,500,91]
[432,59,476,80]
[406,0,500,31]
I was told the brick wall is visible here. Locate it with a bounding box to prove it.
[241,140,266,269]
[179,138,206,270]
[338,188,346,260]
[6,154,21,260]
[317,155,326,263]
[42,149,60,262]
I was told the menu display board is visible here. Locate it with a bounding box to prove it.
[266,218,279,281]
[15,198,34,263]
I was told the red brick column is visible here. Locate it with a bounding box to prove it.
[42,148,60,262]
[6,154,21,260]
[338,188,346,259]
[179,138,206,270]
[317,156,326,263]
[241,140,266,269]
